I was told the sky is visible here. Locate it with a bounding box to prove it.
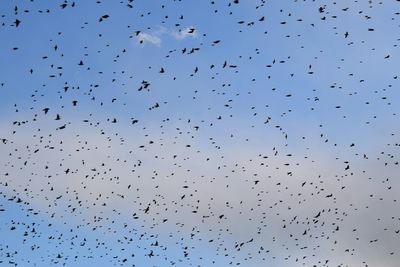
[0,0,400,266]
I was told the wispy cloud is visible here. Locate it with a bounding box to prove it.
[136,32,162,46]
[171,26,197,40]
[135,26,197,47]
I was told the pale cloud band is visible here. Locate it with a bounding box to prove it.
[172,26,197,40]
[136,26,197,46]
[137,32,162,46]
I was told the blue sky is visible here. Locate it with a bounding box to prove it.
[1,1,400,266]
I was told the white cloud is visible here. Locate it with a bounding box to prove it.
[172,26,197,40]
[136,32,162,46]
[135,26,197,47]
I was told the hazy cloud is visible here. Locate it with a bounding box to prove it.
[136,32,162,46]
[171,26,197,40]
[136,26,197,47]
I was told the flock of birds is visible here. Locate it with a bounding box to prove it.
[0,0,399,266]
